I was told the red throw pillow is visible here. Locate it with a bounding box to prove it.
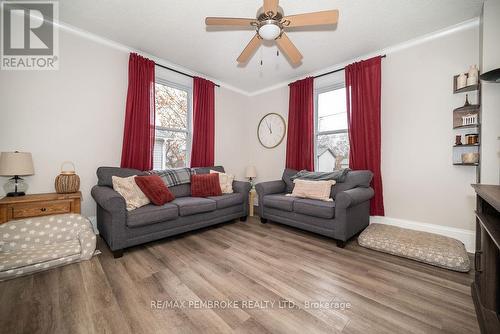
[134,175,175,205]
[191,173,222,197]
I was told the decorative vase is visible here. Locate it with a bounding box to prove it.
[468,65,479,79]
[466,65,479,86]
[467,75,478,86]
[55,161,80,194]
[457,73,467,89]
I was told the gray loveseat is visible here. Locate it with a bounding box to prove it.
[91,166,251,257]
[255,169,374,247]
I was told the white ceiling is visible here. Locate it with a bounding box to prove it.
[59,0,484,93]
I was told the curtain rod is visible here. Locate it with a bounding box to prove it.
[313,54,387,79]
[155,63,221,87]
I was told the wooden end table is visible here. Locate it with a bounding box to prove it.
[0,192,82,224]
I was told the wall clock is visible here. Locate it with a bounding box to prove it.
[257,113,286,149]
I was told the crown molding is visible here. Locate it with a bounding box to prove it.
[248,17,480,97]
[53,15,479,97]
[52,18,250,96]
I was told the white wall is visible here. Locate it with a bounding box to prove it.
[0,28,250,217]
[0,29,128,217]
[381,26,479,231]
[481,0,500,184]
[247,87,289,184]
[214,88,250,181]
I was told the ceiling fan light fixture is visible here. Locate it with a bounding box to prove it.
[258,22,281,40]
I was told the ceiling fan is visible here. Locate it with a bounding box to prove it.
[205,0,339,66]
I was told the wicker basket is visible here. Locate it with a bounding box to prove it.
[55,161,80,194]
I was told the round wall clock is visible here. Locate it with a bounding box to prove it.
[257,113,286,149]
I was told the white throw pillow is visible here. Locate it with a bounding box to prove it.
[112,175,150,211]
[210,170,234,194]
[287,179,335,202]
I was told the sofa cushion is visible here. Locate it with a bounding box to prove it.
[210,170,234,194]
[208,193,243,209]
[289,179,335,202]
[97,167,146,187]
[171,197,217,216]
[112,175,150,211]
[169,183,191,198]
[330,170,373,198]
[135,175,175,205]
[191,174,222,197]
[293,198,335,219]
[127,203,178,227]
[262,194,295,212]
[193,166,225,174]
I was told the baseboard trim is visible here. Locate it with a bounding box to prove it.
[370,216,475,252]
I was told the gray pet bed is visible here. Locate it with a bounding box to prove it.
[358,223,470,272]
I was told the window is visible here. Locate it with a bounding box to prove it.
[153,80,192,169]
[315,86,349,172]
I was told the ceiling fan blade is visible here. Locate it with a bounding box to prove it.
[284,10,339,27]
[263,0,279,14]
[205,17,256,26]
[276,33,302,65]
[237,34,262,64]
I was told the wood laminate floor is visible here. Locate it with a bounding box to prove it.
[0,217,479,334]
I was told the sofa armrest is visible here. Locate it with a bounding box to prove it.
[91,185,126,214]
[232,180,251,194]
[232,180,251,216]
[91,185,127,251]
[335,187,374,209]
[255,180,286,197]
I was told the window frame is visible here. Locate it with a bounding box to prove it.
[154,77,193,169]
[314,83,348,171]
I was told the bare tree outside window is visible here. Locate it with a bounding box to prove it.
[154,83,191,169]
[316,87,349,171]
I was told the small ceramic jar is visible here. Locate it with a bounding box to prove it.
[457,73,467,89]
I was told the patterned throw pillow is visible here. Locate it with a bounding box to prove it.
[287,179,336,202]
[191,173,222,197]
[210,170,234,194]
[134,175,175,206]
[112,175,150,211]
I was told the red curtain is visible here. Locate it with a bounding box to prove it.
[286,77,314,171]
[190,77,215,168]
[345,56,384,216]
[120,53,156,171]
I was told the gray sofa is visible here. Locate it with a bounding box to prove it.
[255,169,374,247]
[91,166,251,257]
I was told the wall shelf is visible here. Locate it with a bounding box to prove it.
[454,84,480,94]
[453,163,479,166]
[452,71,481,180]
[453,124,480,130]
[453,75,480,94]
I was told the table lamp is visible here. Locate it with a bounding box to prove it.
[0,151,35,197]
[245,165,257,188]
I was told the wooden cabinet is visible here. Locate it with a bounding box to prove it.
[471,184,500,334]
[0,192,81,224]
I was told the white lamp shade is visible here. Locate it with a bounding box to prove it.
[0,152,35,176]
[245,166,257,178]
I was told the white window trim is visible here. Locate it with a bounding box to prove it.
[314,83,347,171]
[154,77,193,168]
